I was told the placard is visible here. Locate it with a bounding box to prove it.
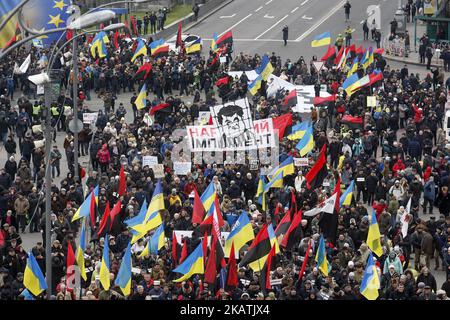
[249,159,259,171]
[174,161,192,175]
[197,111,211,125]
[367,96,377,107]
[37,84,44,95]
[152,164,165,178]
[220,56,227,63]
[294,157,309,167]
[142,156,158,168]
[83,112,98,124]
[356,177,365,182]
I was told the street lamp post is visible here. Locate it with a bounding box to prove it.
[72,32,80,183]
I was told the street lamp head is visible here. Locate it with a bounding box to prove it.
[103,23,126,31]
[132,0,150,3]
[28,73,50,85]
[68,10,116,30]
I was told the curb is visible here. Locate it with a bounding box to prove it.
[384,54,441,68]
[184,0,235,32]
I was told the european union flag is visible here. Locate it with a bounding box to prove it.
[22,0,70,47]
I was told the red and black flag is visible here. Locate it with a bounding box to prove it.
[179,238,188,263]
[341,114,363,130]
[172,231,182,266]
[239,224,272,271]
[204,234,217,284]
[283,89,297,107]
[97,202,111,238]
[305,144,328,190]
[113,30,120,50]
[192,187,206,225]
[320,45,336,62]
[215,75,229,87]
[3,23,21,50]
[130,16,138,35]
[216,30,233,48]
[272,113,293,141]
[149,102,171,116]
[313,95,336,106]
[226,242,238,290]
[118,165,126,196]
[176,22,183,48]
[259,243,277,292]
[275,208,291,238]
[298,239,312,283]
[134,63,152,80]
[280,210,303,249]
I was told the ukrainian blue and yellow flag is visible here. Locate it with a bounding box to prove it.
[248,75,262,96]
[139,223,165,258]
[115,241,132,296]
[288,121,310,140]
[367,210,383,257]
[268,156,295,179]
[360,252,380,300]
[125,198,147,228]
[361,47,374,70]
[0,1,22,49]
[341,73,359,96]
[186,37,202,54]
[296,124,314,156]
[211,32,218,52]
[72,185,99,222]
[99,234,111,290]
[131,38,148,63]
[24,250,47,296]
[347,57,359,77]
[224,212,254,256]
[90,31,109,59]
[340,180,354,206]
[130,181,164,243]
[264,171,284,192]
[135,83,147,110]
[75,219,87,281]
[20,289,35,300]
[255,55,274,81]
[173,242,204,282]
[201,180,216,213]
[256,174,267,211]
[311,31,331,47]
[315,234,329,276]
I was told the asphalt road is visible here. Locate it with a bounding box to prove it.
[188,0,399,61]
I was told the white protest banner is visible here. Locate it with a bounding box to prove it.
[142,156,158,167]
[187,118,276,152]
[294,157,309,167]
[152,164,165,178]
[174,161,192,175]
[83,112,98,124]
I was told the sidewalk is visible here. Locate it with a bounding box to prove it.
[383,20,444,69]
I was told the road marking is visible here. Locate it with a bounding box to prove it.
[255,6,263,12]
[203,38,299,42]
[255,14,289,39]
[291,7,299,13]
[220,14,236,18]
[265,0,273,4]
[295,0,347,41]
[264,14,275,18]
[300,0,309,5]
[302,15,313,20]
[218,13,253,37]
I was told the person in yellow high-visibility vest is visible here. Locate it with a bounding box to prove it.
[50,104,61,131]
[32,102,41,122]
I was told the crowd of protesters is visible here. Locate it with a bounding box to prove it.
[0,21,450,301]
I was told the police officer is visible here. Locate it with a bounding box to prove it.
[50,103,60,131]
[32,101,41,122]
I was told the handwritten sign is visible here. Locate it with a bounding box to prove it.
[174,161,192,175]
[83,112,98,124]
[367,96,377,107]
[142,156,158,168]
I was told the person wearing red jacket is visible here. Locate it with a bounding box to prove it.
[373,200,387,219]
[183,178,196,196]
[392,159,406,177]
[96,144,110,174]
[412,103,423,131]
